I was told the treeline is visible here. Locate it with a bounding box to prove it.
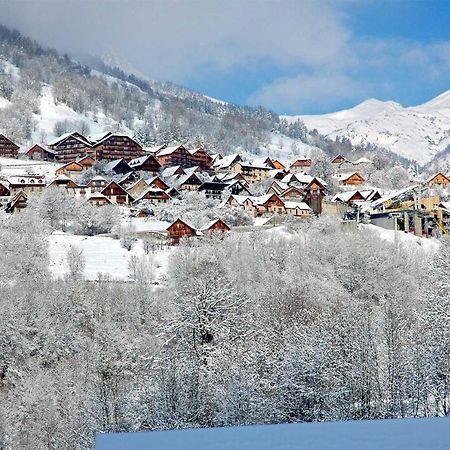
[0,211,448,449]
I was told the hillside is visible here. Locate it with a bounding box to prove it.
[288,93,450,165]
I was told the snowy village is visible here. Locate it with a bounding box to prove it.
[1,4,450,450]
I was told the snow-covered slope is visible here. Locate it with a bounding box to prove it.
[286,92,450,165]
[33,86,128,143]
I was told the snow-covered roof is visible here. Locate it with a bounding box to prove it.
[143,145,166,154]
[199,218,229,231]
[129,154,153,167]
[161,165,185,178]
[184,166,200,176]
[91,175,107,181]
[213,153,241,168]
[353,157,373,165]
[439,201,450,210]
[332,190,362,203]
[157,145,184,156]
[8,175,45,185]
[334,172,363,182]
[370,184,421,209]
[104,159,128,172]
[283,201,311,210]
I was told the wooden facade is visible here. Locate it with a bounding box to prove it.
[188,148,213,170]
[290,159,312,173]
[0,134,19,158]
[427,172,450,187]
[87,192,112,206]
[56,161,85,178]
[26,144,56,161]
[92,133,144,161]
[49,133,92,162]
[147,176,169,191]
[129,154,161,173]
[201,219,231,234]
[166,219,197,245]
[198,181,228,198]
[6,191,28,213]
[135,188,171,204]
[156,145,193,167]
[8,175,46,195]
[101,181,133,205]
[338,172,365,186]
[304,178,326,215]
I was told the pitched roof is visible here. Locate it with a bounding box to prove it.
[157,144,186,156]
[161,165,185,178]
[283,201,311,210]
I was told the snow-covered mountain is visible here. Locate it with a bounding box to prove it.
[286,93,450,165]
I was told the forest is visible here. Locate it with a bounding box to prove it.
[0,209,448,449]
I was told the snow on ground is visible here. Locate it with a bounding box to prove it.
[33,86,117,143]
[360,223,439,253]
[96,417,450,450]
[0,96,11,109]
[48,232,172,282]
[122,218,171,234]
[257,131,323,163]
[0,157,61,178]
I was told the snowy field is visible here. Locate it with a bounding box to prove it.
[0,157,61,178]
[96,417,450,450]
[360,223,439,253]
[48,232,172,282]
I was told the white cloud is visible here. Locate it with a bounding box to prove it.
[0,0,353,80]
[248,73,367,114]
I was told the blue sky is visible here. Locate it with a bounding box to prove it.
[1,0,450,114]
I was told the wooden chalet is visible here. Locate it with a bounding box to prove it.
[91,132,144,161]
[103,158,132,175]
[290,158,312,173]
[47,175,80,190]
[156,145,193,167]
[147,176,169,191]
[427,172,450,187]
[77,155,96,170]
[303,178,326,215]
[26,144,56,161]
[48,132,92,162]
[213,154,242,171]
[134,187,171,204]
[0,180,10,197]
[198,181,229,198]
[56,161,85,178]
[252,193,286,216]
[188,148,213,170]
[174,173,202,191]
[0,134,19,158]
[87,176,108,192]
[166,219,197,245]
[336,172,365,186]
[8,175,46,195]
[230,162,272,184]
[200,219,231,234]
[86,192,112,206]
[332,190,366,204]
[281,185,304,199]
[118,171,140,187]
[129,154,161,173]
[101,181,134,205]
[226,180,251,195]
[272,159,286,170]
[331,154,350,165]
[284,201,312,217]
[5,191,28,213]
